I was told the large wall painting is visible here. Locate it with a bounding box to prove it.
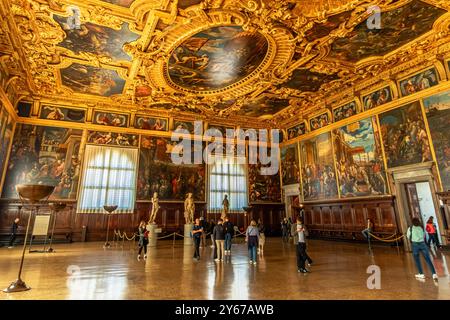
[0,104,13,186]
[287,122,306,140]
[2,124,82,199]
[362,86,393,111]
[329,1,446,62]
[135,116,168,131]
[280,144,299,186]
[300,133,338,201]
[423,90,450,191]
[399,67,439,97]
[93,111,129,127]
[138,136,205,201]
[333,118,387,197]
[248,150,281,203]
[333,101,357,122]
[87,131,138,147]
[60,63,126,97]
[39,105,86,123]
[379,101,432,168]
[168,26,268,91]
[54,8,139,61]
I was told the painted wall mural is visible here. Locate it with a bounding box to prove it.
[101,0,135,7]
[248,150,281,203]
[54,9,139,61]
[329,0,446,62]
[60,63,126,97]
[135,116,168,131]
[333,117,387,197]
[305,11,352,42]
[300,132,338,201]
[40,105,86,123]
[379,101,432,168]
[0,103,13,186]
[87,131,138,146]
[137,136,205,201]
[362,86,393,111]
[423,90,450,191]
[280,144,299,186]
[333,101,357,122]
[93,111,128,127]
[310,112,330,131]
[173,120,202,134]
[2,124,82,199]
[399,68,439,97]
[287,122,306,140]
[168,26,268,91]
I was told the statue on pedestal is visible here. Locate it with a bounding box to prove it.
[221,194,229,220]
[184,192,195,224]
[149,192,160,224]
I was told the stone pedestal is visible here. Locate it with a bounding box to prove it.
[147,224,157,247]
[184,224,193,246]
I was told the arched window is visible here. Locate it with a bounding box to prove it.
[208,157,248,213]
[78,145,138,213]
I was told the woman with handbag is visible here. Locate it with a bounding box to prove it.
[137,220,149,261]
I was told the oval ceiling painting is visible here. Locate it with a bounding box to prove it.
[168,26,268,91]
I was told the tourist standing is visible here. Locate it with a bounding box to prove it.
[213,219,225,262]
[257,218,266,254]
[192,218,203,260]
[199,216,207,248]
[137,221,149,261]
[407,217,438,280]
[426,216,441,248]
[294,217,312,273]
[8,218,19,248]
[281,218,289,243]
[208,219,216,248]
[246,220,259,265]
[223,216,234,255]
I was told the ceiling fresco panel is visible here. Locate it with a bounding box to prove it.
[282,69,340,92]
[329,0,446,62]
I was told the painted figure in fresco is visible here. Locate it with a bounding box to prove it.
[149,192,160,224]
[184,193,195,225]
[43,106,65,120]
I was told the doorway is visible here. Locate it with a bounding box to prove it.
[404,181,441,240]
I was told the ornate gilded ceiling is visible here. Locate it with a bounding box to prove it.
[0,0,450,127]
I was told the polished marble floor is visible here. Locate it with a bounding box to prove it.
[1,238,449,300]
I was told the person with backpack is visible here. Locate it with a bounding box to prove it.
[137,220,149,261]
[223,216,234,255]
[407,217,438,280]
[425,216,441,249]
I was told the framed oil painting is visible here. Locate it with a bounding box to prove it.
[399,67,439,97]
[280,143,300,186]
[137,136,206,201]
[168,26,268,91]
[2,124,82,199]
[248,149,282,203]
[333,101,357,122]
[300,132,338,201]
[378,101,432,168]
[309,112,330,131]
[333,117,387,197]
[93,111,129,127]
[362,86,393,111]
[40,105,86,123]
[135,116,168,131]
[87,131,138,147]
[287,122,306,140]
[173,120,202,134]
[423,90,450,191]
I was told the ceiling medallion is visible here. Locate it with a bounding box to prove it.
[167,25,269,92]
[146,10,292,100]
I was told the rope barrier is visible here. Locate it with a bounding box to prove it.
[368,232,405,242]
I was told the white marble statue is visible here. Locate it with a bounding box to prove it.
[149,192,160,224]
[184,192,195,225]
